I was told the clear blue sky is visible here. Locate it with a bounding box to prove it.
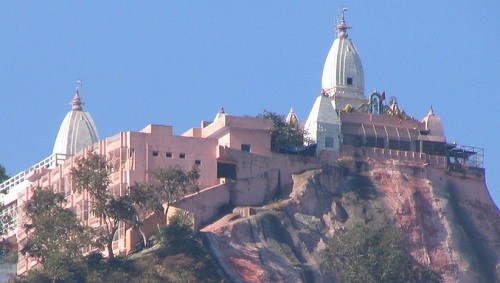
[1,2,499,206]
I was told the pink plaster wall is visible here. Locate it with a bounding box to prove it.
[228,128,272,157]
[172,182,231,228]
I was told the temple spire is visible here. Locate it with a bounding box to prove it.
[286,108,299,125]
[428,106,434,115]
[336,7,351,38]
[72,80,83,111]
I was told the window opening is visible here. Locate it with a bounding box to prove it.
[325,137,334,148]
[241,144,251,152]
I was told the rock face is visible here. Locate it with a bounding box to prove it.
[201,157,500,282]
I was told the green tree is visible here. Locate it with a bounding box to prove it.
[129,165,199,236]
[71,151,137,260]
[158,213,199,256]
[0,201,13,267]
[258,111,309,152]
[0,163,10,248]
[0,198,9,246]
[320,223,441,283]
[128,183,156,247]
[0,164,9,184]
[20,188,90,282]
[156,212,222,282]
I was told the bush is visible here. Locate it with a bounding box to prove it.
[156,212,223,282]
[320,223,440,283]
[257,111,309,152]
[157,213,201,257]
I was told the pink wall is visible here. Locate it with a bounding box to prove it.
[172,182,231,229]
[229,128,272,157]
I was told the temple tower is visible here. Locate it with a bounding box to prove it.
[52,82,99,155]
[304,9,366,151]
[322,8,365,111]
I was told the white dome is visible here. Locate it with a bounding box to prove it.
[53,91,99,155]
[422,107,446,142]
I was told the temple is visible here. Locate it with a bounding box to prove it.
[0,9,485,276]
[303,10,483,172]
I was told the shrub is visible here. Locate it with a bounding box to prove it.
[320,223,440,282]
[156,212,223,282]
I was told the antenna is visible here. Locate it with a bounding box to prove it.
[336,7,350,38]
[76,80,82,92]
[341,7,347,21]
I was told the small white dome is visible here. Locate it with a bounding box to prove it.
[285,108,299,125]
[422,107,446,142]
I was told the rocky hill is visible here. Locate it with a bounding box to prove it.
[201,157,500,282]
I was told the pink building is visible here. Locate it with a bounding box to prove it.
[14,98,333,274]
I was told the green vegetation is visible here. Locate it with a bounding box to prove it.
[16,212,223,282]
[0,164,8,183]
[130,165,199,231]
[154,213,222,282]
[444,183,497,281]
[0,164,12,265]
[258,111,309,152]
[20,188,91,282]
[13,155,217,282]
[320,223,441,283]
[0,202,9,252]
[71,152,138,260]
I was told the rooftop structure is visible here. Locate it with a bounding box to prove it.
[52,83,99,156]
[321,8,365,111]
[304,9,365,151]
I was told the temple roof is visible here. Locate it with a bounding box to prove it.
[52,85,99,155]
[304,95,339,125]
[321,9,365,100]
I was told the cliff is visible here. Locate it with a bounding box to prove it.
[201,157,500,282]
